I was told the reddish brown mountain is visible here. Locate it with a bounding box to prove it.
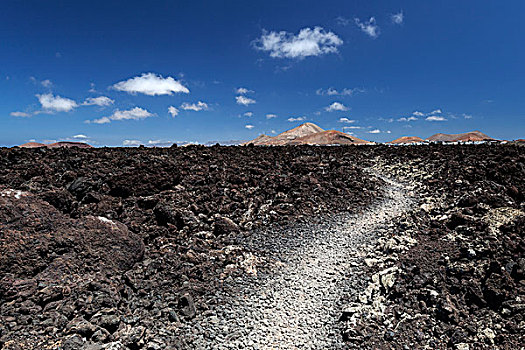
[47,141,93,148]
[291,130,372,145]
[18,141,93,149]
[427,131,494,142]
[243,123,372,146]
[19,142,47,148]
[388,136,425,144]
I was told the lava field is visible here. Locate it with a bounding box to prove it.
[0,144,523,349]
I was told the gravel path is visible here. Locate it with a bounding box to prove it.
[181,172,415,349]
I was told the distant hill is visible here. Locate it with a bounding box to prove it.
[426,131,494,142]
[291,130,372,145]
[19,142,47,148]
[243,123,372,146]
[18,141,93,149]
[388,136,425,144]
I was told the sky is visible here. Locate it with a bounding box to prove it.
[1,0,524,146]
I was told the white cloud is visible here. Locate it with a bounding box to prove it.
[73,134,88,139]
[430,109,442,114]
[147,139,176,147]
[36,93,78,112]
[10,111,31,117]
[254,26,343,59]
[180,101,209,111]
[343,126,362,130]
[236,95,256,106]
[397,116,418,122]
[112,73,189,96]
[41,79,53,88]
[368,129,381,134]
[87,107,154,124]
[288,116,306,122]
[168,106,179,117]
[463,114,473,119]
[339,117,355,123]
[316,87,365,96]
[355,17,380,38]
[266,113,277,119]
[325,102,349,112]
[237,87,253,94]
[243,112,253,117]
[123,140,142,146]
[91,117,111,124]
[82,96,114,107]
[271,130,277,134]
[391,11,404,25]
[245,124,255,129]
[412,111,425,117]
[426,116,447,121]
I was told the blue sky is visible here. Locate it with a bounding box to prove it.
[1,0,523,146]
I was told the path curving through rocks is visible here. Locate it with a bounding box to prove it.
[181,170,416,349]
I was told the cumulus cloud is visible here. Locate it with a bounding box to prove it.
[397,116,418,122]
[180,101,209,111]
[339,117,355,123]
[391,11,404,24]
[325,102,349,112]
[87,107,154,124]
[237,87,253,94]
[37,93,78,112]
[463,114,473,119]
[254,26,343,59]
[355,17,380,38]
[368,129,381,134]
[123,140,142,146]
[288,116,306,122]
[112,73,189,96]
[245,124,255,129]
[82,96,114,107]
[73,134,88,139]
[412,111,425,117]
[426,116,447,121]
[316,87,365,96]
[168,106,179,117]
[243,112,253,117]
[10,111,31,117]
[236,95,256,106]
[266,113,277,119]
[430,109,442,114]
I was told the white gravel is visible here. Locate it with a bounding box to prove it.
[181,172,415,349]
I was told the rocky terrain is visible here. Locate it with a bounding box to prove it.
[0,144,523,349]
[341,145,524,349]
[0,145,380,349]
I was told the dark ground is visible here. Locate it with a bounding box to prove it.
[0,144,523,349]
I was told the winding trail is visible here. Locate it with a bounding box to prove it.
[181,171,415,349]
